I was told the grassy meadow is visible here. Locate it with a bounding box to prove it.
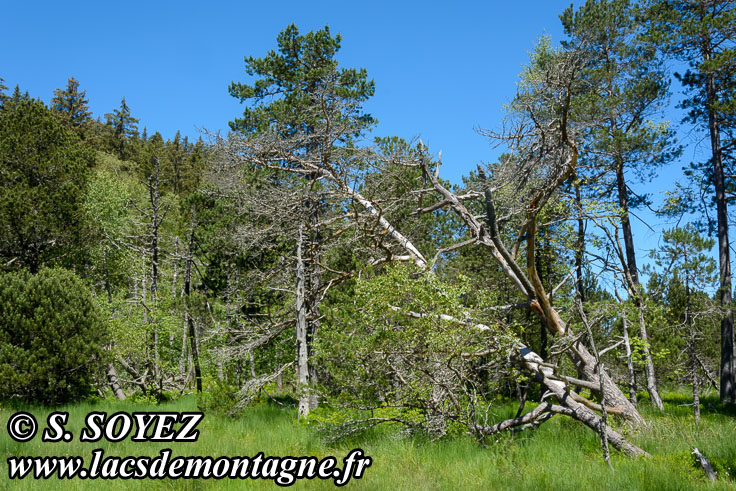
[1,392,735,490]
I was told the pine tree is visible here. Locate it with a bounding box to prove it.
[650,224,718,420]
[561,0,679,410]
[646,0,736,403]
[228,23,375,137]
[105,97,140,160]
[51,77,92,136]
[0,96,94,272]
[227,24,376,418]
[0,77,7,106]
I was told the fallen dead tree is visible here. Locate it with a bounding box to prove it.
[215,45,649,456]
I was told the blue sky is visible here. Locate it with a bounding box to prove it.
[1,1,584,183]
[0,1,724,282]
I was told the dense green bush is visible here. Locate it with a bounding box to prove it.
[0,268,107,404]
[0,97,94,273]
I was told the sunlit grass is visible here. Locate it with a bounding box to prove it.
[1,391,734,489]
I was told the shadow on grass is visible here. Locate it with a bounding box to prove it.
[655,391,736,418]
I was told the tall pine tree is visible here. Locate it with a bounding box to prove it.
[105,97,140,160]
[646,0,736,403]
[561,0,679,410]
[51,77,92,137]
[228,24,376,418]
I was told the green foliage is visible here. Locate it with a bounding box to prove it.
[562,0,678,218]
[83,166,137,297]
[646,225,720,382]
[0,77,7,103]
[650,224,717,291]
[0,96,94,273]
[50,77,92,137]
[196,378,238,416]
[229,23,375,137]
[104,97,139,160]
[0,268,108,404]
[645,0,736,229]
[318,264,515,438]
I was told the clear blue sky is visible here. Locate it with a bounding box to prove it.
[1,0,586,183]
[0,0,724,281]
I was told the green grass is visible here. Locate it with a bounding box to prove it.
[1,392,735,489]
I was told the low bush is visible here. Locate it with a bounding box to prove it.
[0,268,107,404]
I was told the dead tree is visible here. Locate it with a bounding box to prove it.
[183,209,202,393]
[215,61,648,454]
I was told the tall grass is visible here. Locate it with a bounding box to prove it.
[1,392,734,489]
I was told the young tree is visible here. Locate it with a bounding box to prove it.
[649,224,718,420]
[105,97,140,161]
[0,268,108,404]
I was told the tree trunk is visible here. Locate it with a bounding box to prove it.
[107,364,126,400]
[621,308,638,407]
[686,275,700,423]
[574,181,586,303]
[616,160,663,411]
[518,346,647,456]
[615,161,639,285]
[561,330,645,425]
[296,224,312,420]
[636,299,664,410]
[184,213,202,393]
[704,68,735,404]
[580,303,612,467]
[691,334,700,423]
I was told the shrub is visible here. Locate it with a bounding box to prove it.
[0,268,108,404]
[197,378,238,415]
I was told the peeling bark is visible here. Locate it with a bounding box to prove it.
[296,224,312,420]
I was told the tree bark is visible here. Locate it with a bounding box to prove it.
[184,212,202,393]
[107,363,126,400]
[615,161,639,285]
[616,159,663,411]
[704,68,735,404]
[574,181,586,304]
[636,299,664,411]
[517,347,648,456]
[296,224,312,420]
[579,302,612,467]
[621,308,638,407]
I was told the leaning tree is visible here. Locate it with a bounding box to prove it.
[216,35,649,455]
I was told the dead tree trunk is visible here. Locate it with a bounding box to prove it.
[579,301,612,467]
[184,211,202,393]
[420,155,645,427]
[107,364,126,400]
[102,249,126,400]
[296,224,312,420]
[635,296,664,411]
[621,307,638,407]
